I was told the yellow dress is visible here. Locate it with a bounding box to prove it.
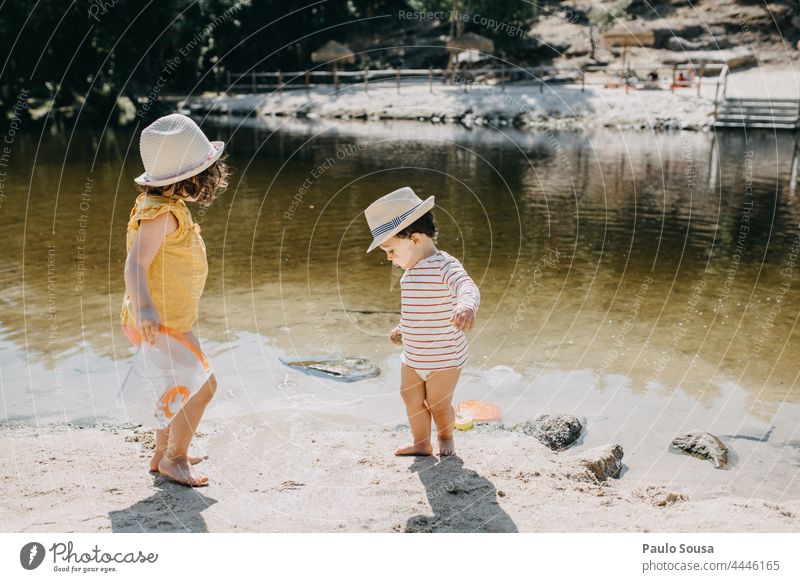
[120,194,208,333]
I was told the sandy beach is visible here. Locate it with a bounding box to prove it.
[2,412,798,533]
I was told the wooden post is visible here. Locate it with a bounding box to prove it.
[696,64,704,97]
[333,63,339,89]
[364,69,368,94]
[428,66,433,94]
[277,70,283,93]
[251,70,257,93]
[396,68,401,94]
[581,71,585,93]
[305,71,310,95]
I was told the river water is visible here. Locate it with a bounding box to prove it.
[1,117,798,500]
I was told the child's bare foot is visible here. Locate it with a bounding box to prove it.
[157,456,209,487]
[394,442,433,456]
[438,436,455,456]
[149,452,206,472]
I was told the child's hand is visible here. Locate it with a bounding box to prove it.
[451,305,476,331]
[389,326,402,345]
[138,305,161,345]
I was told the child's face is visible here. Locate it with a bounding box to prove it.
[379,235,422,270]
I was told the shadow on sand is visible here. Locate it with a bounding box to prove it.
[109,475,218,533]
[405,455,518,533]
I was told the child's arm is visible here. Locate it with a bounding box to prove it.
[441,257,480,331]
[123,212,178,344]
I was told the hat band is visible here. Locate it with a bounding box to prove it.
[142,147,217,184]
[371,201,424,238]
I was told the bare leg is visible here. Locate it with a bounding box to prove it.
[149,427,207,472]
[158,374,217,486]
[424,367,461,456]
[395,364,433,456]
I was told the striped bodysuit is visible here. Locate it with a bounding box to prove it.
[399,250,480,374]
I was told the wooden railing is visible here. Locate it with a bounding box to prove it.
[225,67,588,94]
[224,63,729,96]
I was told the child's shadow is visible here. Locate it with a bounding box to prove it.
[109,477,218,533]
[405,456,518,533]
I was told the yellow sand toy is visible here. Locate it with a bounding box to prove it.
[454,415,474,431]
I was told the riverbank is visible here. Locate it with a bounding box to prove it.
[183,68,798,132]
[2,414,798,533]
[186,81,716,131]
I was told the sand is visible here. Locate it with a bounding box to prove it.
[2,412,798,533]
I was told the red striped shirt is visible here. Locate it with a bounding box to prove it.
[398,250,479,371]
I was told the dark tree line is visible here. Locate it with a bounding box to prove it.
[0,0,541,125]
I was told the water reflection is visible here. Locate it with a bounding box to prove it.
[0,119,798,425]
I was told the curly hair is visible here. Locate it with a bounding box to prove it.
[138,158,230,207]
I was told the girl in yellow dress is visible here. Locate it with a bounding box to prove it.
[121,114,229,487]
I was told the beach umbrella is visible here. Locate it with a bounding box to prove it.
[446,32,494,53]
[311,40,356,65]
[311,40,355,89]
[446,33,494,83]
[602,27,655,69]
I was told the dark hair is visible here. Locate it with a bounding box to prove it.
[395,210,436,240]
[137,158,230,208]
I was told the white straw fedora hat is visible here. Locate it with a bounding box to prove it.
[364,186,435,252]
[135,114,225,187]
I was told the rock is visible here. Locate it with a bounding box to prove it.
[671,430,728,468]
[666,36,704,51]
[512,414,582,451]
[661,47,755,70]
[279,356,380,382]
[567,444,624,482]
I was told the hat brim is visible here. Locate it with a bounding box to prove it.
[367,195,435,253]
[134,141,225,187]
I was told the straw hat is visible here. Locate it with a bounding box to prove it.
[364,187,435,252]
[135,114,225,187]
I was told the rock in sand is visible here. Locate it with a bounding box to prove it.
[671,430,728,468]
[512,414,582,451]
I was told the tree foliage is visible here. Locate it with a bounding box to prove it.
[0,0,539,125]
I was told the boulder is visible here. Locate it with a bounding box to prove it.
[512,414,582,450]
[671,430,728,468]
[666,36,705,51]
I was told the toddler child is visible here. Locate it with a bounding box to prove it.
[364,187,479,456]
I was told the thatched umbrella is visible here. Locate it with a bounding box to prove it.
[446,33,494,83]
[446,32,494,53]
[311,40,355,88]
[602,27,655,70]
